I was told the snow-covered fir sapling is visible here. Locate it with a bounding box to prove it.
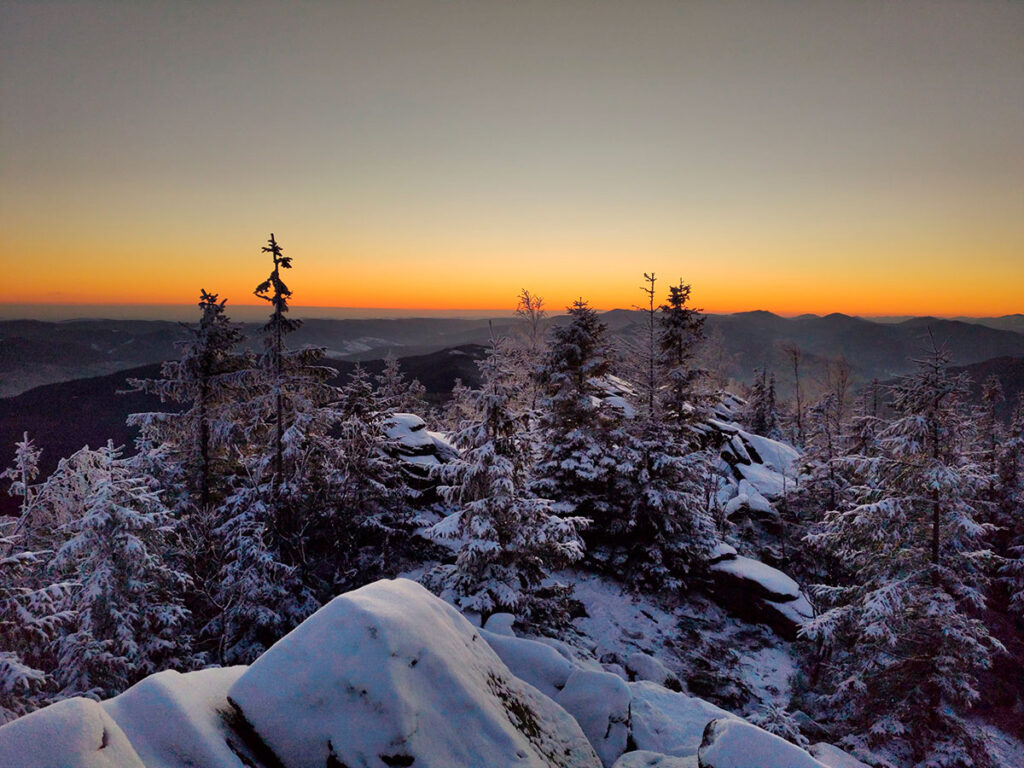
[329,364,414,584]
[426,337,586,623]
[803,345,1003,768]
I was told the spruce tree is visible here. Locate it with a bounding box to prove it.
[658,278,709,436]
[48,443,193,699]
[0,436,70,721]
[376,353,429,415]
[533,299,620,531]
[999,395,1024,617]
[619,274,717,590]
[803,348,1002,768]
[743,368,782,439]
[254,233,299,499]
[427,339,586,621]
[128,289,248,511]
[248,233,337,540]
[326,365,412,587]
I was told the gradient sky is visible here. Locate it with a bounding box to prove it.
[2,0,1022,317]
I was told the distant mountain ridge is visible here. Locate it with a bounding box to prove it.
[3,311,1023,398]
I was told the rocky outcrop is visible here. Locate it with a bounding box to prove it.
[697,718,827,768]
[227,579,601,768]
[708,554,813,641]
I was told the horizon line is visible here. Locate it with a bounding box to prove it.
[1,302,1019,323]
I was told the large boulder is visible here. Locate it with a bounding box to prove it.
[697,718,826,768]
[628,681,738,758]
[101,667,247,768]
[227,578,602,768]
[0,696,145,768]
[555,669,632,767]
[708,555,812,640]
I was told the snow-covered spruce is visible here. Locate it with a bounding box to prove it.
[802,348,1003,768]
[426,338,587,621]
[47,442,194,701]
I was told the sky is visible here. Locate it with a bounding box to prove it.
[2,0,1022,318]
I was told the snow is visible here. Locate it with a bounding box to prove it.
[808,742,872,768]
[612,751,697,768]
[737,430,799,474]
[698,718,827,768]
[709,541,737,563]
[569,572,680,667]
[556,669,632,767]
[484,611,517,637]
[385,411,435,450]
[724,487,773,517]
[628,681,737,757]
[735,462,790,501]
[101,667,246,768]
[227,578,601,768]
[0,696,145,768]
[709,556,801,602]
[764,593,814,628]
[624,652,680,689]
[481,627,574,700]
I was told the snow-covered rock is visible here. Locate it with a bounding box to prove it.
[708,541,737,564]
[709,556,811,640]
[385,412,457,472]
[709,556,800,602]
[485,611,518,637]
[482,627,575,700]
[697,718,827,768]
[613,751,698,768]
[808,742,872,768]
[227,578,602,768]
[624,651,682,691]
[0,696,145,768]
[101,667,246,768]
[556,668,632,767]
[628,681,739,758]
[760,593,814,640]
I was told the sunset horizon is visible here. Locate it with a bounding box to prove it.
[4,1,1021,321]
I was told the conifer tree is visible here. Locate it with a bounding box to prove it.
[999,395,1024,616]
[533,299,621,530]
[743,368,782,439]
[128,290,248,510]
[513,289,548,414]
[803,348,1001,768]
[0,436,70,721]
[248,234,337,540]
[202,488,313,664]
[376,353,429,415]
[797,393,845,514]
[254,233,299,496]
[658,278,709,437]
[325,365,412,586]
[427,339,586,621]
[619,274,717,590]
[48,443,193,700]
[440,377,475,434]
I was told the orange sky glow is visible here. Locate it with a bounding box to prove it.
[3,2,1022,319]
